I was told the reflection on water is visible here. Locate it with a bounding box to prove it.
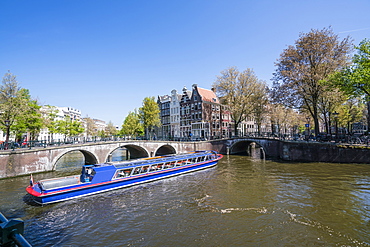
[0,155,369,246]
[53,148,128,175]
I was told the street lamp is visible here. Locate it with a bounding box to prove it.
[4,120,10,150]
[305,117,310,141]
[332,111,339,142]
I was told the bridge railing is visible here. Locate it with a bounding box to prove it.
[1,132,369,151]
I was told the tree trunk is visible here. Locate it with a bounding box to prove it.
[367,100,370,133]
[234,121,238,137]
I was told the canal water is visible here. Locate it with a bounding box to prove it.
[0,150,369,246]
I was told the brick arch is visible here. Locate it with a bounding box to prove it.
[154,145,177,156]
[51,149,98,170]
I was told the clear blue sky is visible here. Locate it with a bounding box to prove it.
[1,0,369,126]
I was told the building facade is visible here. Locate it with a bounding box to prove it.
[170,89,181,139]
[157,94,171,139]
[38,106,82,142]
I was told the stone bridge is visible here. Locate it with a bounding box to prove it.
[0,139,268,178]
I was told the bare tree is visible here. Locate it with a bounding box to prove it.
[213,67,265,136]
[272,27,352,136]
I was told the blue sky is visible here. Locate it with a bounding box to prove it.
[1,0,369,126]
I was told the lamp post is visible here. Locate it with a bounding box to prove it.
[4,120,10,150]
[305,117,310,141]
[332,111,339,142]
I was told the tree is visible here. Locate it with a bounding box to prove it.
[0,72,32,146]
[252,81,269,135]
[272,27,352,136]
[41,105,61,141]
[269,103,303,137]
[139,97,161,140]
[14,90,43,141]
[105,121,118,136]
[55,116,84,141]
[334,39,370,128]
[83,117,98,137]
[121,110,143,138]
[213,67,266,136]
[336,98,365,133]
[317,84,346,134]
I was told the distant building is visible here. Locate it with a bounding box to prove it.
[58,107,81,121]
[188,84,222,140]
[221,105,232,138]
[158,84,224,140]
[170,89,181,139]
[157,84,276,140]
[38,106,82,142]
[179,86,193,139]
[157,94,171,139]
[81,117,107,139]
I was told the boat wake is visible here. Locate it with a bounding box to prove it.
[194,194,370,246]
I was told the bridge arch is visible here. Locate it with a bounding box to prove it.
[52,149,98,170]
[118,144,150,159]
[230,140,265,158]
[154,145,177,156]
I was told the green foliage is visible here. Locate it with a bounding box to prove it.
[336,98,365,130]
[139,97,161,139]
[14,94,43,141]
[334,38,370,128]
[121,110,144,137]
[0,72,43,142]
[105,121,118,136]
[335,38,370,99]
[55,116,84,139]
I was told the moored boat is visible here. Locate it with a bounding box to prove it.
[26,150,223,205]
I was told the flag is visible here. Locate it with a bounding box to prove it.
[30,174,34,186]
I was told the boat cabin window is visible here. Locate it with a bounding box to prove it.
[114,168,133,179]
[175,160,184,167]
[141,165,150,174]
[133,167,141,175]
[149,165,158,171]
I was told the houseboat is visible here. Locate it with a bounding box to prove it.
[26,150,223,205]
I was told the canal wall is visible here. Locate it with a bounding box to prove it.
[260,140,370,163]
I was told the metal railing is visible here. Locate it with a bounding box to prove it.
[0,212,32,247]
[1,133,370,151]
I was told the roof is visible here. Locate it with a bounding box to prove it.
[197,87,219,104]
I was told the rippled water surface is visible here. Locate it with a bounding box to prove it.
[1,153,370,246]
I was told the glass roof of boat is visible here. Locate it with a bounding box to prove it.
[111,151,214,169]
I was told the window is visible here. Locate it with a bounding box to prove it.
[114,168,133,178]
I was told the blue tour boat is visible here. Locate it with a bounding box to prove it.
[26,150,223,205]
